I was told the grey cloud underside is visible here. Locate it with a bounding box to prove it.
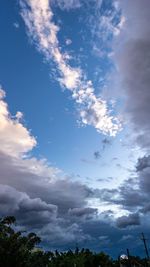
[116,213,140,229]
[0,185,57,228]
[0,151,95,245]
[0,151,92,215]
[68,207,97,217]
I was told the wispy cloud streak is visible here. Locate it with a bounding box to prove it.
[20,0,121,136]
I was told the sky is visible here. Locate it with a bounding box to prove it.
[0,0,150,258]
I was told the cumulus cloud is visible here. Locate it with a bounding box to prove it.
[0,86,36,157]
[0,150,93,216]
[19,0,121,136]
[0,185,57,226]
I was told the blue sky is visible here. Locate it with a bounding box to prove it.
[0,0,150,258]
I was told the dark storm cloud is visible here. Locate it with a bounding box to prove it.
[0,185,57,227]
[118,184,146,209]
[139,167,150,194]
[116,213,140,228]
[5,145,127,252]
[0,151,93,215]
[133,155,150,195]
[115,0,150,150]
[0,147,97,245]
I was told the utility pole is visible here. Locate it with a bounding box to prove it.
[141,233,149,260]
[126,248,131,267]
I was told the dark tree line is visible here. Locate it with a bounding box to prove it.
[0,216,147,267]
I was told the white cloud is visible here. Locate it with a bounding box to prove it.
[99,11,125,37]
[20,0,121,136]
[90,1,125,41]
[65,39,72,45]
[0,87,6,98]
[13,22,20,28]
[0,86,36,158]
[118,15,125,30]
[0,86,61,180]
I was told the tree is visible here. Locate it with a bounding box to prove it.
[0,216,49,267]
[0,215,147,267]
